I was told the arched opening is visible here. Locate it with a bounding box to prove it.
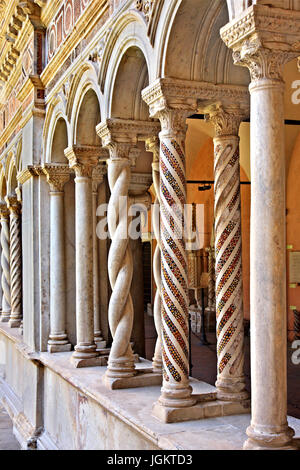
[76,89,101,146]
[51,118,69,163]
[111,46,149,121]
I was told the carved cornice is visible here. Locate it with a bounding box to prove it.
[42,163,72,192]
[221,4,300,51]
[204,103,248,137]
[142,78,249,119]
[64,145,101,177]
[96,118,161,159]
[16,165,43,185]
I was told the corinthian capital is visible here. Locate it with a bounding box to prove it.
[42,164,72,192]
[64,146,101,178]
[232,37,298,82]
[205,103,248,137]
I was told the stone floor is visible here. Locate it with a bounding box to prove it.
[144,313,300,420]
[0,405,20,450]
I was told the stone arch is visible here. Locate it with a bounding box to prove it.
[50,117,69,163]
[101,12,154,115]
[110,45,149,121]
[69,66,102,146]
[161,0,249,85]
[0,169,7,201]
[43,95,70,164]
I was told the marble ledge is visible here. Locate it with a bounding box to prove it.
[1,324,300,450]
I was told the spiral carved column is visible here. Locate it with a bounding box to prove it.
[43,165,72,353]
[153,107,196,409]
[0,203,11,323]
[206,105,248,402]
[106,148,135,379]
[5,196,22,328]
[146,136,163,373]
[65,146,102,368]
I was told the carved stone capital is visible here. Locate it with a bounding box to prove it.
[232,37,298,82]
[221,5,300,81]
[145,136,160,168]
[0,202,9,218]
[129,172,153,196]
[96,119,161,160]
[5,195,21,216]
[204,103,248,137]
[64,146,100,178]
[92,164,107,193]
[42,164,72,192]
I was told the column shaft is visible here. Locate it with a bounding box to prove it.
[0,206,10,322]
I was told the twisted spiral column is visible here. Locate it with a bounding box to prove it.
[207,105,248,401]
[6,197,22,328]
[0,203,11,322]
[157,109,195,408]
[106,151,135,378]
[205,245,216,315]
[146,137,163,373]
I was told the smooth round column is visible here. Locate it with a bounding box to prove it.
[73,173,98,360]
[48,189,70,350]
[244,77,295,449]
[0,205,11,322]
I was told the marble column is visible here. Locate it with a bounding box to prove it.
[221,10,300,448]
[145,136,163,373]
[5,196,22,328]
[0,203,11,323]
[43,165,72,353]
[65,146,101,367]
[206,104,248,402]
[92,165,106,350]
[151,107,196,410]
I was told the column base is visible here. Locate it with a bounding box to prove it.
[243,425,296,450]
[216,377,249,402]
[0,313,10,323]
[152,396,251,424]
[95,340,107,350]
[47,343,72,353]
[8,319,22,328]
[103,369,162,390]
[70,355,108,368]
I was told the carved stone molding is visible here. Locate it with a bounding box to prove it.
[232,37,298,81]
[133,0,164,45]
[205,103,249,136]
[42,164,72,192]
[16,165,43,185]
[221,4,300,51]
[129,172,152,195]
[142,78,249,119]
[96,119,161,159]
[64,145,101,177]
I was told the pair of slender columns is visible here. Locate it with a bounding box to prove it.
[0,197,22,328]
[141,85,249,413]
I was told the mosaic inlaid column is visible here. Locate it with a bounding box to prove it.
[206,105,248,402]
[146,136,163,373]
[221,11,300,448]
[0,203,11,323]
[153,108,195,409]
[5,196,22,328]
[65,146,100,367]
[43,165,71,353]
[92,165,106,350]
